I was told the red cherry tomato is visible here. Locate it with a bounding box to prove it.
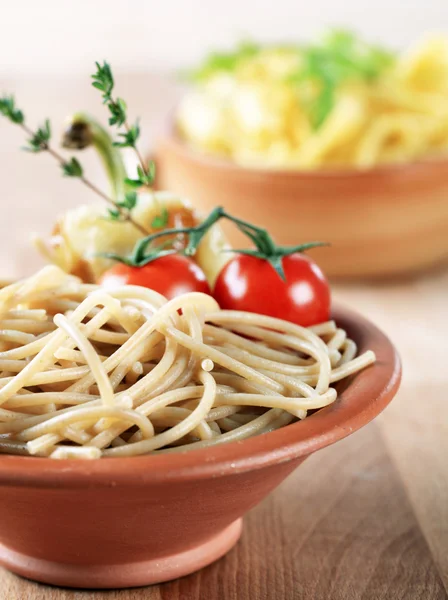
[99,255,211,299]
[213,254,330,327]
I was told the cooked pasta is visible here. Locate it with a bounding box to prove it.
[0,266,375,459]
[177,32,448,169]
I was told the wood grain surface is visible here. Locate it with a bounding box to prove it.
[0,73,447,600]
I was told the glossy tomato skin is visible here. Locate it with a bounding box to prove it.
[99,255,211,300]
[213,254,330,327]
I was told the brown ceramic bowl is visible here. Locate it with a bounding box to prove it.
[0,306,400,590]
[154,128,448,278]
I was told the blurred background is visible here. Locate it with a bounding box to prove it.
[2,0,447,74]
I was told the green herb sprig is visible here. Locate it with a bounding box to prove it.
[1,96,83,176]
[92,61,166,228]
[92,62,156,188]
[0,96,24,124]
[0,95,148,235]
[24,119,52,153]
[62,157,83,177]
[2,60,168,235]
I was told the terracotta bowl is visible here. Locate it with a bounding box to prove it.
[0,306,400,590]
[154,129,448,278]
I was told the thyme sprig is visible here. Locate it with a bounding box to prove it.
[1,97,82,175]
[92,62,157,192]
[0,96,23,124]
[2,60,168,235]
[91,61,166,229]
[0,95,147,235]
[24,119,52,153]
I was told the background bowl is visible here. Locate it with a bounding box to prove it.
[0,306,401,590]
[154,130,448,278]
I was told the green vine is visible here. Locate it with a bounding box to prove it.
[103,206,327,280]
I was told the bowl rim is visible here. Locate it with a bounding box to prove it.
[157,123,448,180]
[0,304,401,488]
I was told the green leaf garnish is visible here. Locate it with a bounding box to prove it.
[117,191,138,211]
[62,157,83,177]
[188,40,260,81]
[292,29,395,128]
[136,165,146,181]
[124,177,144,189]
[151,207,169,229]
[124,161,156,188]
[147,160,156,183]
[92,62,127,126]
[92,61,114,102]
[24,119,51,152]
[0,96,24,124]
[91,60,155,219]
[113,119,140,148]
[107,208,121,221]
[108,97,127,127]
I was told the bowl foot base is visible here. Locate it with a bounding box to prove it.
[0,518,243,589]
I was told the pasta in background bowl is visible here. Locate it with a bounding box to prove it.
[176,32,448,170]
[154,31,448,278]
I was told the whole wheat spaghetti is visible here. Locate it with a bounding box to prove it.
[0,266,375,459]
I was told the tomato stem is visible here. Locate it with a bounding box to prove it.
[119,206,328,279]
[132,206,226,264]
[215,212,327,279]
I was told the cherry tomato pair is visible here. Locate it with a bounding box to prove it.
[99,252,330,328]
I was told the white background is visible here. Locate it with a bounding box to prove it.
[0,0,447,75]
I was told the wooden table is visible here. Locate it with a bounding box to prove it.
[0,73,447,599]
